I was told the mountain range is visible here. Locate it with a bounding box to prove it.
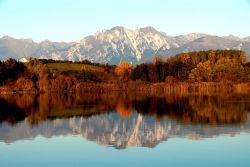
[1,26,250,64]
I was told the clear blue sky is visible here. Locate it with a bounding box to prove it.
[0,0,250,42]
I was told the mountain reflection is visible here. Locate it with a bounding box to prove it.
[0,93,250,148]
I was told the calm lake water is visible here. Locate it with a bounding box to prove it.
[0,93,250,167]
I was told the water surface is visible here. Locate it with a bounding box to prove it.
[0,93,250,167]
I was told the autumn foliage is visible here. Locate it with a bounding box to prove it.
[115,62,132,81]
[0,50,249,93]
[131,50,248,83]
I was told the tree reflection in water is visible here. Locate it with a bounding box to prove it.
[0,92,250,148]
[0,92,249,126]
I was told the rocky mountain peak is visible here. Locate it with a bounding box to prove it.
[224,34,242,41]
[139,26,159,34]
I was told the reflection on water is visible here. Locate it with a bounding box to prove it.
[0,93,250,149]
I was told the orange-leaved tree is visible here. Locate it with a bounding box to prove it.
[115,62,132,81]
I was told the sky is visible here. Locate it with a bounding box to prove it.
[0,0,250,42]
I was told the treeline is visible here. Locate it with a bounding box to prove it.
[38,59,116,68]
[0,58,116,92]
[0,59,25,86]
[0,50,250,93]
[128,50,248,83]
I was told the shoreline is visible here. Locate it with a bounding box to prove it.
[1,81,250,95]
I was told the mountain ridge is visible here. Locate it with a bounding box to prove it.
[1,26,250,64]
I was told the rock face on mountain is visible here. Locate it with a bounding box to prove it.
[0,112,250,149]
[243,36,250,42]
[0,27,250,64]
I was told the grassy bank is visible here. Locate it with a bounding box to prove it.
[47,63,104,73]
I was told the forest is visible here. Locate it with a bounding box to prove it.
[0,50,249,93]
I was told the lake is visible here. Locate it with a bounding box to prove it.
[0,92,250,167]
